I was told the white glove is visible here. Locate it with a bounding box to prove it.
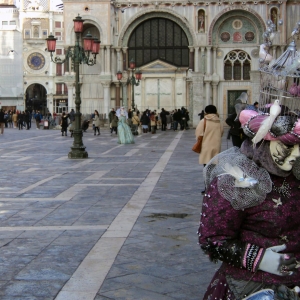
[259,244,296,276]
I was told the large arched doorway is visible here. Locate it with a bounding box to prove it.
[128,17,189,68]
[25,84,47,114]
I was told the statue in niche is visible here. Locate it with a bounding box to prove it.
[198,10,205,33]
[271,8,278,31]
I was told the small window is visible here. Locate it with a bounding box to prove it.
[55,22,61,28]
[9,20,16,25]
[55,32,62,41]
[56,49,62,55]
[2,21,8,25]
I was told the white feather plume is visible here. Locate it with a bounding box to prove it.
[221,163,258,188]
[252,99,281,145]
[259,43,273,63]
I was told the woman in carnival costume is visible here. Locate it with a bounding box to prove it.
[116,107,134,144]
[198,103,300,299]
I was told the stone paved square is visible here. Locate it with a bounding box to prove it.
[0,126,229,299]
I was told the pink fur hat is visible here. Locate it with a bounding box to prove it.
[239,109,300,145]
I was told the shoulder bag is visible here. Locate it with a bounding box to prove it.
[192,118,206,153]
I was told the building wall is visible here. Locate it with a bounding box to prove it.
[1,0,300,125]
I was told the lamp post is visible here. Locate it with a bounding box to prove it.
[116,58,142,111]
[46,15,100,159]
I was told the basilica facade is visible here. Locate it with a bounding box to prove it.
[0,0,300,126]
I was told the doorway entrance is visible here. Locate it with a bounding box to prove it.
[227,90,247,115]
[25,84,47,114]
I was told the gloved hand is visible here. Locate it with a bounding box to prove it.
[258,244,296,276]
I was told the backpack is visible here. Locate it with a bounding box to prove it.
[36,115,41,122]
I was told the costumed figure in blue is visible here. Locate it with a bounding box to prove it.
[116,107,134,144]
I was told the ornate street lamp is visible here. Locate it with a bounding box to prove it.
[46,15,100,159]
[116,58,142,111]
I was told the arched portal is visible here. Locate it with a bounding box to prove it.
[128,18,189,68]
[25,84,47,114]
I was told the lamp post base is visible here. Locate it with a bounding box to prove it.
[68,147,88,159]
[68,129,88,159]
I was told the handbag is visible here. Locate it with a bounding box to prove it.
[192,118,206,153]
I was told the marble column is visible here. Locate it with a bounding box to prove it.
[122,48,128,70]
[194,47,199,72]
[200,47,205,74]
[211,83,218,106]
[103,82,111,118]
[189,47,194,71]
[141,78,146,111]
[122,82,128,108]
[206,47,212,75]
[116,48,121,72]
[205,46,212,106]
[212,47,217,74]
[105,46,111,74]
[66,83,75,110]
[115,82,120,109]
[100,47,105,75]
[171,77,176,109]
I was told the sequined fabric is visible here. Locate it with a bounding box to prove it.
[199,173,300,288]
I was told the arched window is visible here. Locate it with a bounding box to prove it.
[128,18,189,68]
[224,50,251,80]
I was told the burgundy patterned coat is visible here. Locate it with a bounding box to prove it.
[198,173,300,286]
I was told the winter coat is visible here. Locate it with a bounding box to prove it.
[111,115,118,127]
[93,115,101,127]
[132,115,140,125]
[195,113,223,164]
[0,111,4,123]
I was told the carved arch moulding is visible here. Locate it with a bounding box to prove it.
[208,7,266,45]
[118,8,197,48]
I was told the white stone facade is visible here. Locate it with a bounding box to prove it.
[0,0,300,126]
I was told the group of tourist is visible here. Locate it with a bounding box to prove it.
[0,109,37,133]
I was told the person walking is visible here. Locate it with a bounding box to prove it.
[132,112,140,135]
[150,112,157,134]
[25,110,31,130]
[60,112,69,136]
[140,111,149,133]
[226,112,246,147]
[195,104,223,194]
[93,110,101,135]
[110,111,118,135]
[160,108,169,131]
[12,111,18,128]
[35,111,42,130]
[0,108,5,135]
[18,111,25,130]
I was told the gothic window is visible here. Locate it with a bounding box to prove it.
[224,50,251,80]
[128,18,189,67]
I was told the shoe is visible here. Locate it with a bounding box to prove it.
[98,133,100,135]
[201,190,206,195]
[62,133,64,136]
[94,133,96,136]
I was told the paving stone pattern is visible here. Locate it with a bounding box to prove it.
[0,125,231,299]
